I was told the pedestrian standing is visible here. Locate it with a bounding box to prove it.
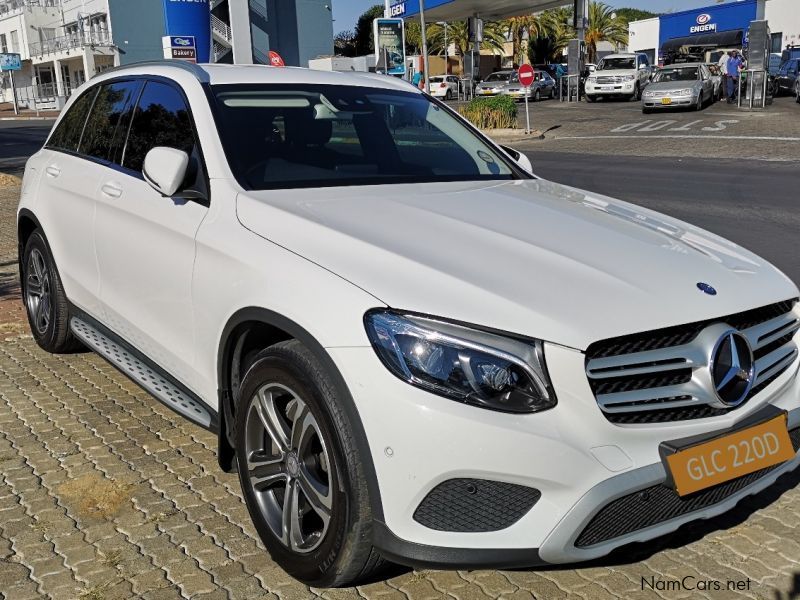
[718,51,730,102]
[726,49,744,103]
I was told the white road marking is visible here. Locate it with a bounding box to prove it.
[555,134,800,141]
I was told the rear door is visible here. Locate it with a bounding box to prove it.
[93,79,208,387]
[36,86,104,314]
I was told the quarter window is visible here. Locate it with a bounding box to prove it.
[123,81,195,174]
[47,88,98,152]
[79,80,142,163]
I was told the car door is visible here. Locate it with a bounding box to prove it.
[93,79,209,387]
[35,85,106,315]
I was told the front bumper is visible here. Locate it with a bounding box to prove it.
[328,337,800,567]
[643,94,698,108]
[585,80,636,96]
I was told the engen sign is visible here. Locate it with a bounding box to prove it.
[162,0,211,63]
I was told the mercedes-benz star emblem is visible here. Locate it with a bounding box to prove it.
[711,331,755,407]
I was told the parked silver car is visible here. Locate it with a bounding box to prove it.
[642,63,715,113]
[505,70,557,101]
[475,71,516,96]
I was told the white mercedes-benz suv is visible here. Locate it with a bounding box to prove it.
[17,62,800,587]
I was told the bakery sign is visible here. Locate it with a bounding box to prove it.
[690,13,717,34]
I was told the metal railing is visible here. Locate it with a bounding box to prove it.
[212,40,231,62]
[211,14,232,43]
[737,69,769,109]
[28,31,112,57]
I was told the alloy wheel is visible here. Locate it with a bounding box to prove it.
[244,383,334,554]
[26,248,52,335]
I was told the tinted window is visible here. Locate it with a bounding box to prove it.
[123,81,194,173]
[212,84,516,190]
[47,88,98,152]
[79,80,141,162]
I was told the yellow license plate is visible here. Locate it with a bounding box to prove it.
[665,415,795,497]
[661,97,672,105]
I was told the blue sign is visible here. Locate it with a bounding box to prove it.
[659,0,757,49]
[0,53,22,71]
[170,36,196,48]
[392,0,453,18]
[162,0,211,63]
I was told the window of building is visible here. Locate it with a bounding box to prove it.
[123,81,195,173]
[771,32,783,54]
[80,80,142,163]
[0,34,7,54]
[9,30,18,53]
[46,88,98,152]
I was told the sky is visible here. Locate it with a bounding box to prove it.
[332,0,718,35]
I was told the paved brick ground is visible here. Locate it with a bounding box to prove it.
[1,182,800,600]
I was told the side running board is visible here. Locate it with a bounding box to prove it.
[70,317,214,430]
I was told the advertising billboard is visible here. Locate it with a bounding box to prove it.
[0,53,22,71]
[162,35,198,62]
[374,18,406,76]
[162,0,211,63]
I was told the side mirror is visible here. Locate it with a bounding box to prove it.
[499,145,533,173]
[143,147,190,197]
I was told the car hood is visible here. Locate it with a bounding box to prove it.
[593,69,637,77]
[236,179,797,350]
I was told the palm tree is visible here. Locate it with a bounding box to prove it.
[426,20,507,60]
[528,7,574,63]
[585,1,628,63]
[503,15,539,66]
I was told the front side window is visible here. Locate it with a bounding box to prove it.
[211,84,518,190]
[79,80,142,162]
[47,88,98,152]
[123,81,195,173]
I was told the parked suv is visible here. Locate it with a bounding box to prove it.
[774,58,800,96]
[585,52,652,102]
[17,62,800,587]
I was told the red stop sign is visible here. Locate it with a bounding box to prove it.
[518,64,535,88]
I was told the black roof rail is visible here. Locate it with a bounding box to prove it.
[98,60,210,83]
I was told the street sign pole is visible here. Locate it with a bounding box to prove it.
[524,90,530,134]
[9,69,18,116]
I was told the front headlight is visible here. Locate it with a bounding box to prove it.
[587,76,597,83]
[364,311,556,414]
[623,75,636,81]
[644,90,655,97]
[678,88,694,96]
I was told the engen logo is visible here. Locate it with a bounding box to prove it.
[388,2,405,17]
[691,13,717,34]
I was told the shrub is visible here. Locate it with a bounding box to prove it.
[457,96,518,129]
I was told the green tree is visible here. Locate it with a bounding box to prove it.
[334,30,356,57]
[354,4,384,56]
[527,7,573,64]
[425,20,507,59]
[503,15,539,66]
[585,1,628,63]
[614,8,660,24]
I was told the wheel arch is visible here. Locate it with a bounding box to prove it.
[17,208,43,272]
[215,307,385,521]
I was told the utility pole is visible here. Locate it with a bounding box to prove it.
[419,0,430,93]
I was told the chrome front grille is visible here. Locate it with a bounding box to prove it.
[596,76,625,84]
[586,300,799,424]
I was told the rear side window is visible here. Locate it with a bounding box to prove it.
[79,80,142,162]
[123,81,195,173]
[47,88,98,152]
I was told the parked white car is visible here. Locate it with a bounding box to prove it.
[585,53,653,102]
[17,62,800,587]
[428,74,459,100]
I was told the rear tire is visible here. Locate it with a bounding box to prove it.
[585,94,596,103]
[534,89,541,102]
[235,340,384,587]
[21,230,82,353]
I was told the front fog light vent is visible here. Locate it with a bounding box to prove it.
[413,478,541,532]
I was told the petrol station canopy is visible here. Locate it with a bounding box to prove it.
[396,0,572,21]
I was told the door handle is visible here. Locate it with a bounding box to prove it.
[45,165,61,178]
[101,182,123,198]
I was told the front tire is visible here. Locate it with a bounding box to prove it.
[585,94,597,103]
[695,93,703,111]
[796,82,800,103]
[235,340,383,587]
[21,230,81,353]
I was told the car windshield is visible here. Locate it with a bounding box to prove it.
[653,67,699,82]
[598,57,636,70]
[485,73,512,82]
[211,84,517,190]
